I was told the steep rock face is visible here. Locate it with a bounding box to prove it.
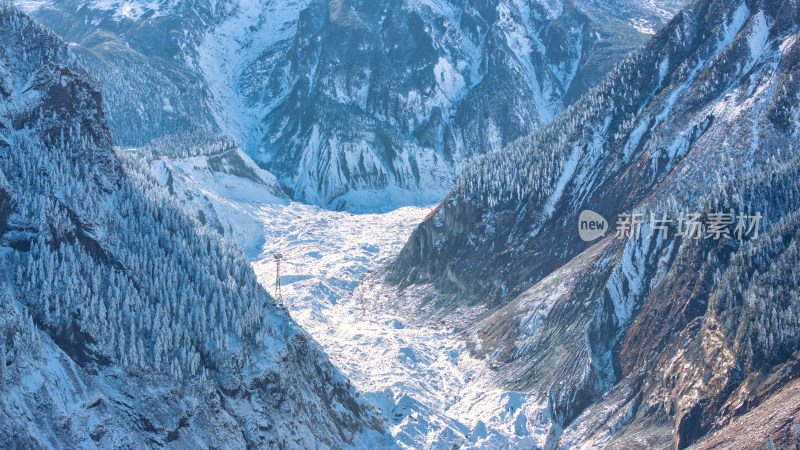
[251,0,597,208]
[0,7,387,447]
[216,0,681,209]
[384,0,800,445]
[21,0,683,210]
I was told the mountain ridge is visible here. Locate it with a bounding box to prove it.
[21,0,686,210]
[0,6,388,447]
[379,0,800,446]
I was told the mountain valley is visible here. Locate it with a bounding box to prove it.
[2,0,799,448]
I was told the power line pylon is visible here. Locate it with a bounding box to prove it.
[274,253,285,308]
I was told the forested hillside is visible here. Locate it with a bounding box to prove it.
[382,0,800,446]
[0,7,386,447]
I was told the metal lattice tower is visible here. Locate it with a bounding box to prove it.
[274,253,284,308]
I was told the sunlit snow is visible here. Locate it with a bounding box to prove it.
[153,150,556,447]
[248,203,554,448]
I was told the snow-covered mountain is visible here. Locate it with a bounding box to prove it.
[10,0,799,446]
[383,0,800,446]
[20,0,685,210]
[0,7,389,447]
[237,0,640,209]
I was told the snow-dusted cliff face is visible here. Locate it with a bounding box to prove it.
[21,0,684,210]
[385,0,800,446]
[0,7,388,447]
[241,0,607,209]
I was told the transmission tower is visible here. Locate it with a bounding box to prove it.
[274,253,285,308]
